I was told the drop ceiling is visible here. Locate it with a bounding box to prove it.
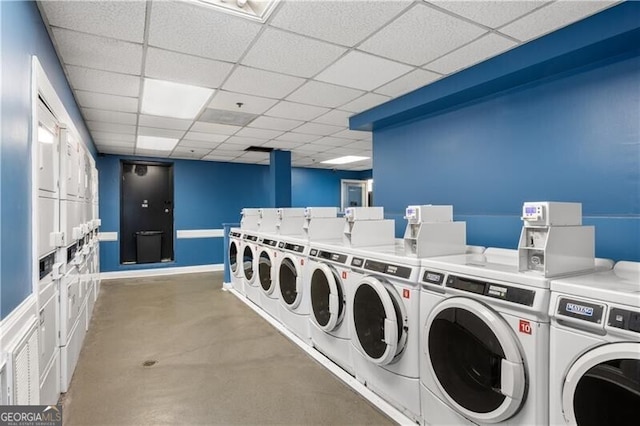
[37,0,618,171]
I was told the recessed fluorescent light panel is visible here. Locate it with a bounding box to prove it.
[322,155,369,165]
[190,0,281,22]
[141,78,214,119]
[137,135,179,151]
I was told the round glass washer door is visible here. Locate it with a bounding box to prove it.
[242,245,254,282]
[424,297,526,424]
[562,342,640,426]
[279,255,302,309]
[352,276,407,366]
[229,240,239,277]
[259,249,275,294]
[310,263,345,332]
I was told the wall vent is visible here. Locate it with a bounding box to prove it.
[6,319,40,405]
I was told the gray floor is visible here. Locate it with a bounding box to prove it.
[62,272,395,425]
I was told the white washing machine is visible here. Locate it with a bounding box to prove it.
[348,246,423,422]
[228,229,244,295]
[240,230,260,305]
[277,234,311,343]
[307,241,356,375]
[419,251,554,426]
[549,261,640,425]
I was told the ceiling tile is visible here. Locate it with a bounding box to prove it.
[138,127,186,139]
[295,144,332,154]
[428,1,546,29]
[135,148,170,157]
[332,129,371,140]
[91,131,136,143]
[87,121,136,135]
[311,137,355,147]
[294,123,343,136]
[171,146,211,158]
[426,33,517,75]
[270,0,411,47]
[95,139,135,148]
[182,131,229,143]
[292,157,316,167]
[202,154,238,162]
[316,51,413,91]
[339,93,391,113]
[66,65,140,97]
[82,108,137,125]
[224,136,269,146]
[261,140,304,150]
[144,47,234,89]
[75,90,138,113]
[286,81,364,108]
[40,0,146,43]
[216,140,253,150]
[238,151,270,161]
[241,28,346,78]
[199,108,258,127]
[138,115,192,131]
[499,1,618,42]
[346,140,373,150]
[274,132,321,143]
[265,101,330,122]
[359,4,486,66]
[375,69,442,97]
[223,66,305,99]
[210,148,246,156]
[148,1,262,62]
[313,109,352,127]
[248,116,304,132]
[208,91,278,114]
[190,122,241,135]
[329,146,365,156]
[235,127,284,140]
[51,28,143,75]
[179,139,222,149]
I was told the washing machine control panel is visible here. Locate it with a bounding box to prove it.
[609,308,640,334]
[363,259,412,279]
[263,238,278,247]
[447,275,536,306]
[422,270,446,286]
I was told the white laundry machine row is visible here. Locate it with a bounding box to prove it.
[419,254,552,426]
[347,246,423,422]
[549,261,640,425]
[307,242,356,375]
[241,230,261,306]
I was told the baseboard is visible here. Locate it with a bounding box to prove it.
[100,263,224,280]
[0,294,38,352]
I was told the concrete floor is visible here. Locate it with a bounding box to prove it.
[62,272,395,425]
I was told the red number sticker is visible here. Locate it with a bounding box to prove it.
[403,289,410,299]
[519,320,532,335]
[300,259,304,266]
[342,271,347,279]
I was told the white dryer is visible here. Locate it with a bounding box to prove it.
[419,252,553,426]
[240,231,260,305]
[348,246,423,422]
[549,261,640,425]
[276,235,310,340]
[307,241,355,375]
[228,229,244,295]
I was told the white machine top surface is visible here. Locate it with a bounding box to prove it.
[349,240,422,267]
[551,261,640,307]
[422,250,554,289]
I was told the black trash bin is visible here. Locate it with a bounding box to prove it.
[136,231,163,264]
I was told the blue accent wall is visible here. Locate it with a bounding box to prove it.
[269,150,292,207]
[98,156,366,272]
[1,1,96,319]
[291,168,371,208]
[373,52,639,261]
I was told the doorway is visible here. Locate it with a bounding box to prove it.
[341,179,369,212]
[120,161,174,264]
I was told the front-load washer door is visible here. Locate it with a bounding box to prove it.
[425,297,526,424]
[242,245,254,283]
[279,255,302,309]
[310,263,345,331]
[229,240,240,277]
[260,250,277,295]
[257,249,273,290]
[352,276,407,366]
[562,342,640,426]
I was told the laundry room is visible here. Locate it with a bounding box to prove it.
[1,1,638,425]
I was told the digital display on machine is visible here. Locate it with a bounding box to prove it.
[525,206,537,214]
[39,252,55,280]
[609,308,640,334]
[67,243,77,264]
[364,260,412,279]
[246,235,258,242]
[318,250,347,264]
[284,243,304,253]
[263,239,277,246]
[446,275,536,306]
[351,257,364,267]
[422,270,445,285]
